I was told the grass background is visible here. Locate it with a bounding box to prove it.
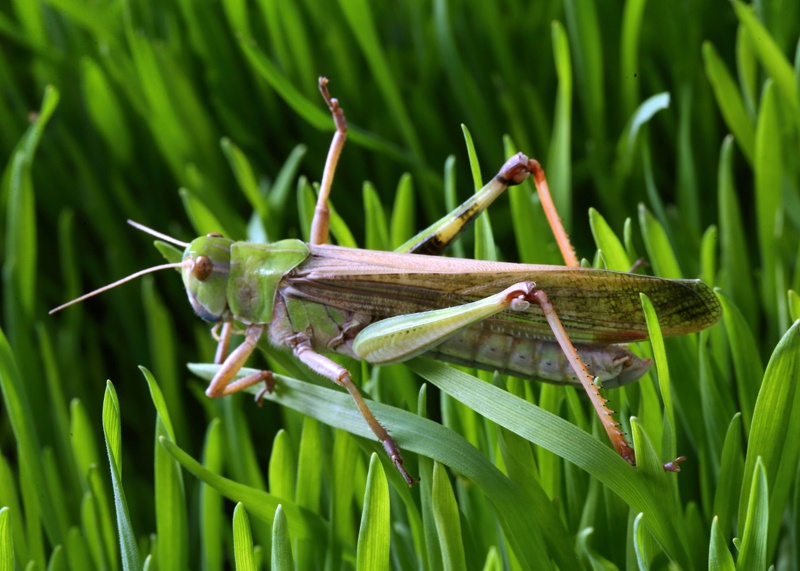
[1,0,799,569]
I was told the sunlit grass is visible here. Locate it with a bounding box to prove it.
[1,0,799,568]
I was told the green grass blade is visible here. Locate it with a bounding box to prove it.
[125,31,223,181]
[268,144,307,220]
[47,544,67,571]
[65,526,92,571]
[237,41,328,130]
[736,458,769,571]
[268,429,297,503]
[141,281,186,443]
[80,58,132,163]
[675,87,701,235]
[220,0,252,38]
[620,0,647,116]
[337,0,422,158]
[462,125,482,191]
[638,205,683,280]
[141,368,188,571]
[45,0,121,46]
[789,290,800,322]
[275,0,316,84]
[713,414,744,542]
[709,516,736,570]
[295,416,323,514]
[548,21,573,231]
[0,507,13,571]
[701,226,718,291]
[442,156,465,259]
[356,454,390,571]
[563,0,606,155]
[640,293,674,452]
[154,240,184,265]
[80,491,105,571]
[87,467,117,571]
[630,416,674,489]
[389,173,415,250]
[481,547,501,571]
[179,187,235,239]
[493,420,551,559]
[221,138,270,236]
[533,384,564,498]
[9,0,46,46]
[640,141,669,231]
[102,382,142,571]
[462,127,497,262]
[617,93,670,181]
[200,419,224,571]
[18,459,44,568]
[717,291,763,433]
[270,505,293,571]
[717,136,757,325]
[753,81,784,335]
[3,85,58,336]
[432,0,497,161]
[41,449,70,546]
[417,385,442,571]
[699,337,737,475]
[159,436,327,540]
[703,43,756,163]
[3,149,38,339]
[238,41,410,163]
[325,196,358,248]
[736,25,758,115]
[632,512,656,570]
[0,326,59,557]
[232,504,256,571]
[297,177,315,242]
[589,208,631,272]
[363,182,390,251]
[331,430,359,553]
[36,326,80,499]
[732,1,798,113]
[0,455,25,564]
[737,321,800,557]
[219,400,266,489]
[431,462,467,571]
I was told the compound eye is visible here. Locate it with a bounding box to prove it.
[193,256,213,281]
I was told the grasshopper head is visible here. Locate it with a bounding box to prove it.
[182,234,235,322]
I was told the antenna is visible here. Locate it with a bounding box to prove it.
[127,220,189,248]
[50,261,187,314]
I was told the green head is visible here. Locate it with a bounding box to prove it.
[182,234,235,322]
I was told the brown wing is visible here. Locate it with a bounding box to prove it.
[281,244,721,343]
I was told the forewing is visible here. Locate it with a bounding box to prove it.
[283,244,721,343]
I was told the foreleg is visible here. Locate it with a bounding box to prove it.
[205,324,274,403]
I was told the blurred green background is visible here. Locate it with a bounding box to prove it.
[1,0,799,569]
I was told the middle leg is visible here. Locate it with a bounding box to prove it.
[288,332,417,486]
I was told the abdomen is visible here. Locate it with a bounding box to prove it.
[425,328,651,388]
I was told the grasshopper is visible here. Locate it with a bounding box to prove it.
[53,78,722,485]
